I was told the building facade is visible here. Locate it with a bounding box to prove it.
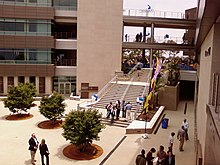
[0,0,123,97]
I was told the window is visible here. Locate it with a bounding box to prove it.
[0,76,3,93]
[39,77,45,93]
[29,76,36,85]
[29,0,37,3]
[8,77,14,89]
[18,76,25,84]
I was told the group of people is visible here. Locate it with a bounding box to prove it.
[28,133,49,165]
[135,118,189,165]
[105,100,132,123]
[136,146,175,165]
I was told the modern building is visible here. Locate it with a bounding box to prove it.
[0,0,123,98]
[0,0,220,164]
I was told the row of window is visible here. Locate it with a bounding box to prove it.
[0,76,45,93]
[0,0,77,9]
[0,48,51,64]
[0,19,51,36]
[0,76,76,95]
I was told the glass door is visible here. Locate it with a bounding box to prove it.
[59,83,71,95]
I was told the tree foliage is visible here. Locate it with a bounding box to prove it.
[62,108,105,152]
[4,83,36,114]
[39,92,66,121]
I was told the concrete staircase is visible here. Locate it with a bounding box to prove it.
[101,118,130,128]
[95,83,128,109]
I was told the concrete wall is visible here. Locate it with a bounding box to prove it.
[158,83,180,110]
[77,0,123,96]
[196,25,214,164]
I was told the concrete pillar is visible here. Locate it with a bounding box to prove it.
[14,76,18,86]
[3,76,7,95]
[25,76,29,83]
[45,77,52,95]
[150,23,155,68]
[36,77,39,94]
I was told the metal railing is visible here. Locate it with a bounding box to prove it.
[123,35,183,44]
[0,60,51,64]
[52,59,76,66]
[141,68,153,98]
[53,32,76,39]
[123,9,185,19]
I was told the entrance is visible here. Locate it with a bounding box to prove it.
[59,83,71,95]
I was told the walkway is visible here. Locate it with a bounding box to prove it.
[0,99,196,165]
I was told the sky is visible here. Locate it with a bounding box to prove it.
[123,0,197,40]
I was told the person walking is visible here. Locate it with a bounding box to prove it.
[135,149,147,165]
[146,147,156,165]
[39,139,49,165]
[164,151,175,165]
[168,132,175,152]
[182,119,189,141]
[28,133,39,165]
[156,145,166,165]
[177,126,186,151]
[125,102,132,122]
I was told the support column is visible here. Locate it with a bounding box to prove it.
[25,76,29,83]
[142,26,147,66]
[45,77,52,95]
[3,76,7,95]
[14,76,18,87]
[36,77,39,95]
[150,23,155,68]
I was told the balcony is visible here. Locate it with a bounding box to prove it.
[52,59,76,66]
[54,32,76,39]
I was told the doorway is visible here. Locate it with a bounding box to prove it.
[58,82,71,95]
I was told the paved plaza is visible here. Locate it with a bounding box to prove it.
[0,99,196,165]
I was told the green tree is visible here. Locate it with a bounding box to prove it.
[39,92,66,123]
[62,108,105,152]
[4,83,36,115]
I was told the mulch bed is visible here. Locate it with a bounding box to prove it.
[137,110,157,121]
[63,144,103,160]
[38,120,63,129]
[5,113,33,120]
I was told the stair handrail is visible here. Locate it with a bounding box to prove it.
[141,68,153,98]
[96,74,117,100]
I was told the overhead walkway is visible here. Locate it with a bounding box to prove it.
[122,42,195,50]
[123,16,196,29]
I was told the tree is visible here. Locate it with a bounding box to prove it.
[4,83,36,115]
[39,92,66,123]
[62,108,105,152]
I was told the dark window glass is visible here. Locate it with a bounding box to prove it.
[5,22,15,31]
[29,23,37,32]
[29,49,37,60]
[8,77,14,90]
[16,22,24,31]
[29,76,36,85]
[0,76,3,93]
[39,77,45,93]
[0,22,4,31]
[18,76,25,84]
[29,0,37,2]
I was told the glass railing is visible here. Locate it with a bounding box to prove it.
[53,6,77,10]
[53,32,76,39]
[123,34,183,44]
[0,1,51,7]
[52,59,76,66]
[123,9,185,19]
[0,60,51,64]
[0,31,51,36]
